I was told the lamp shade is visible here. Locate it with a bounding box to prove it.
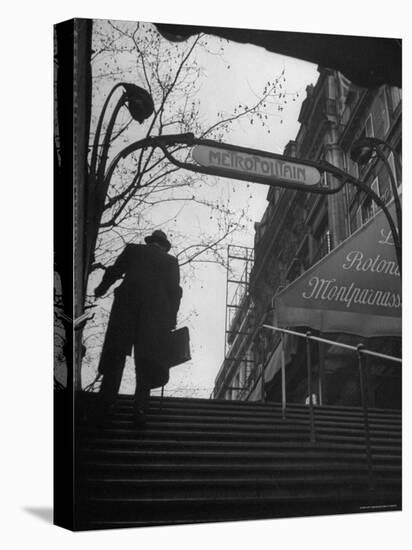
[350,139,374,165]
[122,84,154,123]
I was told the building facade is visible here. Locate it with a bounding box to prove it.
[213,67,401,409]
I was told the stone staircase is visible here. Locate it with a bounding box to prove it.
[75,395,401,530]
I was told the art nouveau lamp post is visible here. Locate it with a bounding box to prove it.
[350,136,402,271]
[76,84,155,391]
[85,83,155,287]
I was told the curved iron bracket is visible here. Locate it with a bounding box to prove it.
[157,137,349,196]
[103,133,401,272]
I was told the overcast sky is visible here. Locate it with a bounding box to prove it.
[167,39,318,397]
[82,21,319,397]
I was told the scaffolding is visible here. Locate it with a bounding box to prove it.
[217,245,256,400]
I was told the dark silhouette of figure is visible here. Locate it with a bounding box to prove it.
[94,230,182,426]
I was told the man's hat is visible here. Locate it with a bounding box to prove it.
[144,230,171,252]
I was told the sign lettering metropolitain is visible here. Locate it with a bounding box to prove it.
[192,145,321,187]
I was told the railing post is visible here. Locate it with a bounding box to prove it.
[280,333,287,419]
[357,344,374,492]
[260,328,267,403]
[318,340,324,406]
[306,331,316,443]
[260,361,265,402]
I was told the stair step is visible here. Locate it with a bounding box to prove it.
[79,427,401,448]
[112,403,401,422]
[80,447,401,465]
[79,460,401,476]
[113,397,401,412]
[76,394,401,530]
[81,437,401,456]
[83,426,402,453]
[112,394,401,416]
[83,475,400,499]
[80,491,402,525]
[105,410,401,433]
[93,418,401,439]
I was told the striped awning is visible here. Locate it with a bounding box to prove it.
[274,203,401,337]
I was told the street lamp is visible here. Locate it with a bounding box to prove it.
[90,83,154,182]
[86,83,155,283]
[78,83,155,391]
[350,136,401,271]
[122,84,155,123]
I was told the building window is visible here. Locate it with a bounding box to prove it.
[344,154,359,205]
[387,151,399,191]
[271,187,281,205]
[320,171,329,188]
[234,373,240,399]
[376,153,399,204]
[390,87,402,112]
[354,206,362,230]
[365,114,374,137]
[357,196,373,227]
[356,115,375,179]
[379,88,390,136]
[305,393,318,405]
[366,89,390,140]
[345,153,359,180]
[371,178,381,213]
[312,217,331,263]
[356,177,380,226]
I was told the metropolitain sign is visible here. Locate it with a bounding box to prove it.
[192,145,321,187]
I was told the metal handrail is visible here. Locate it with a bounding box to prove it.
[262,323,401,491]
[262,325,402,363]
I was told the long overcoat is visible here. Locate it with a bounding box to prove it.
[97,243,182,389]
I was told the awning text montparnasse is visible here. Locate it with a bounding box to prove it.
[274,202,401,337]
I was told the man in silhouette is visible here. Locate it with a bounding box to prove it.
[94,230,182,426]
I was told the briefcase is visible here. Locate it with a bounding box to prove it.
[166,326,191,368]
